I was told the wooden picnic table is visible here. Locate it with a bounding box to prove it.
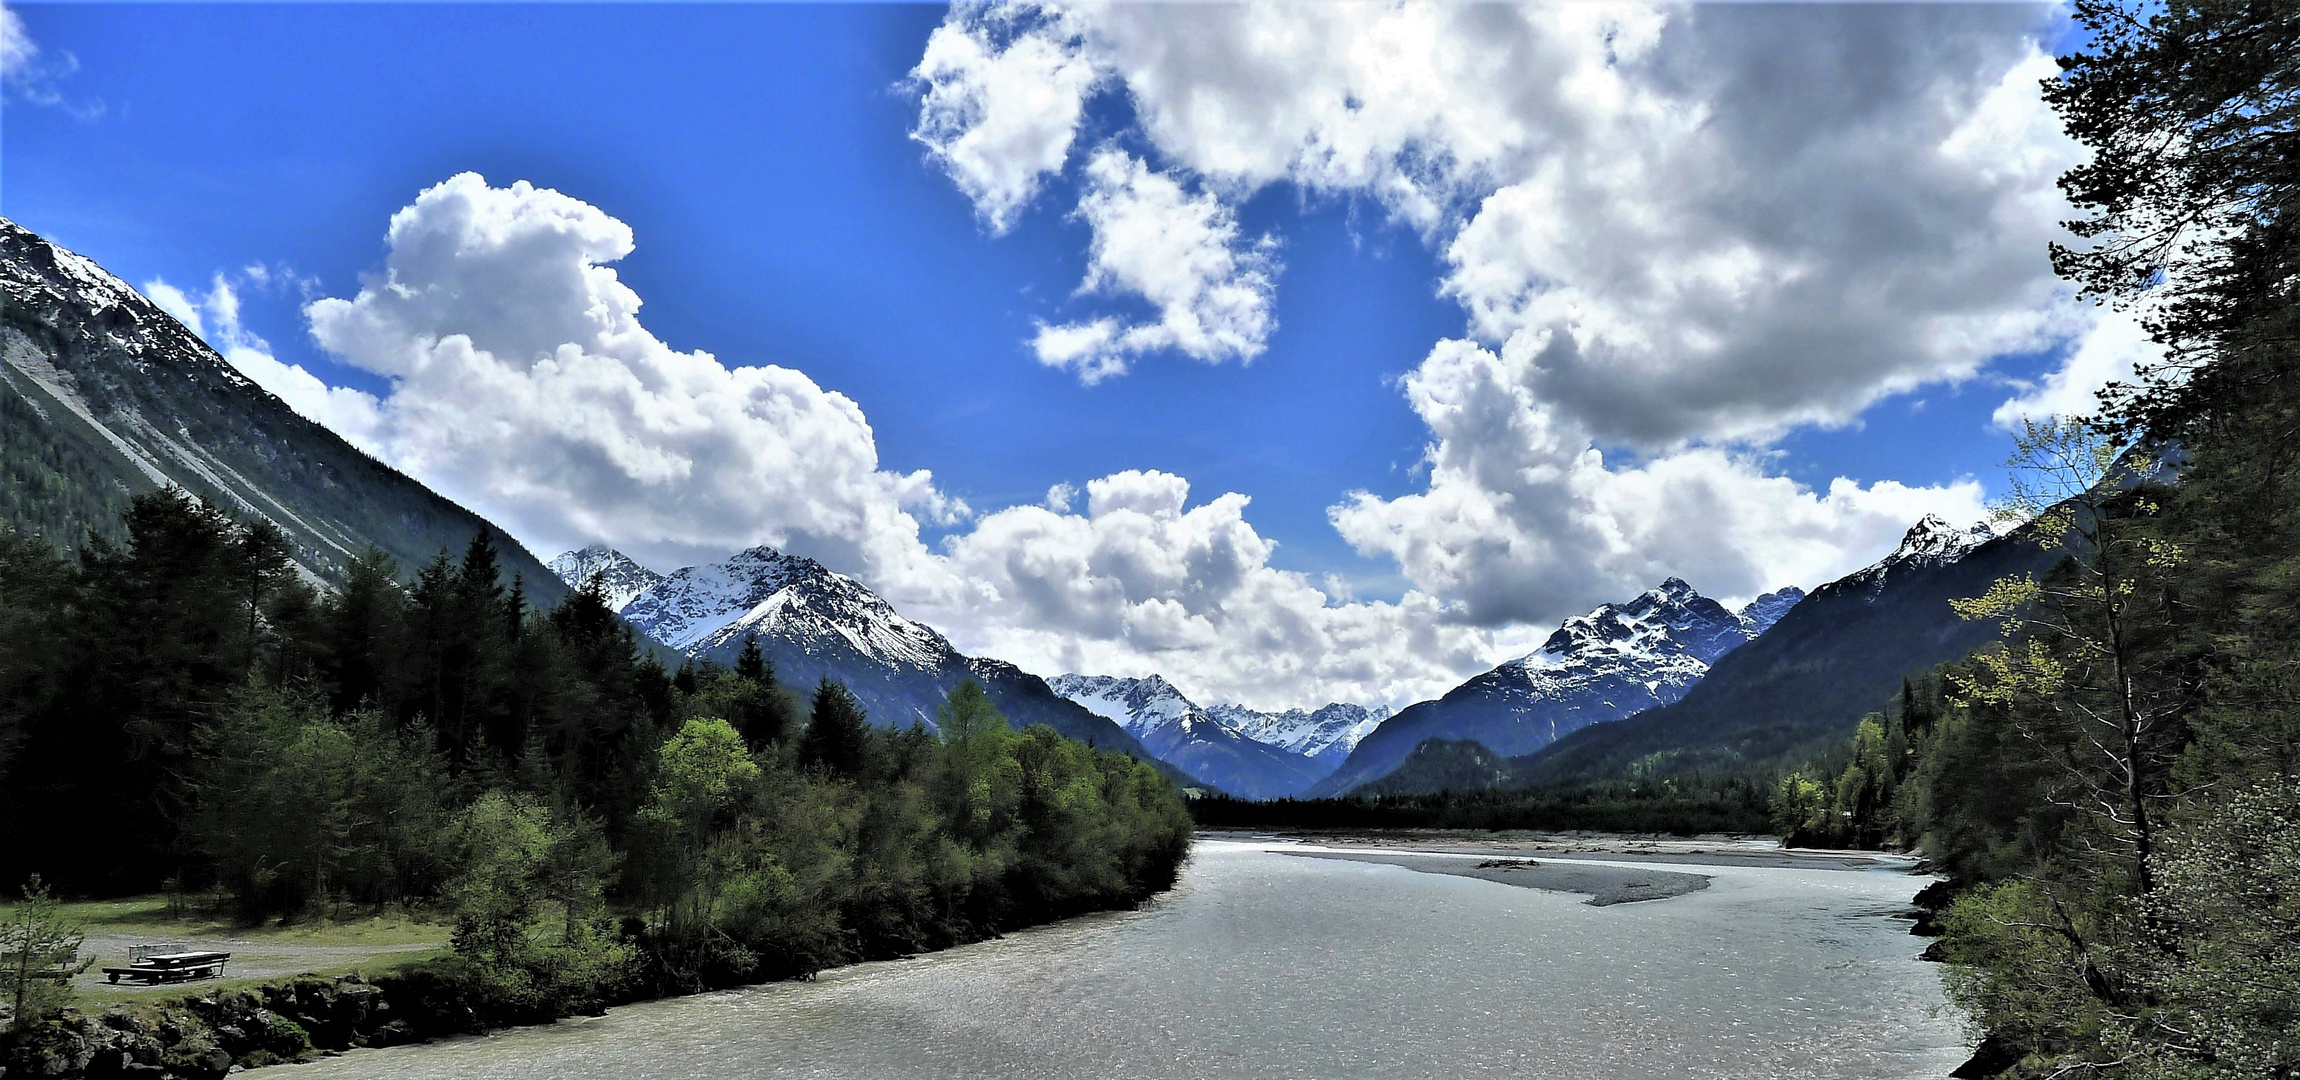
[103,950,230,984]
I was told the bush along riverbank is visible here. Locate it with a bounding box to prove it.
[0,495,1193,1076]
[3,700,1190,1078]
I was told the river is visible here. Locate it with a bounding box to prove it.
[290,836,1969,1079]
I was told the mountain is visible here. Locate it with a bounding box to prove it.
[1355,739,1516,797]
[1048,674,1332,800]
[0,219,566,601]
[546,544,664,612]
[1512,514,2049,785]
[1311,578,1802,796]
[555,545,1187,781]
[1203,702,1387,769]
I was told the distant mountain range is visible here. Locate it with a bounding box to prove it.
[0,218,567,602]
[547,543,1187,784]
[1309,578,1803,796]
[1045,674,1384,800]
[1509,513,2042,787]
[1205,702,1386,770]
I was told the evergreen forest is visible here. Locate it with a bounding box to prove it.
[0,490,1191,1031]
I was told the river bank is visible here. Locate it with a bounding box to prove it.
[5,832,1960,1080]
[281,835,1966,1080]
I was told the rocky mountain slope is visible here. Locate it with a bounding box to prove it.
[0,218,566,601]
[1513,515,2047,785]
[555,545,1181,778]
[1048,674,1335,800]
[1312,578,1803,796]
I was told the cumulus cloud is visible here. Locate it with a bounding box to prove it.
[300,173,966,583]
[1031,149,1279,382]
[146,274,385,446]
[224,172,1483,707]
[1993,307,2158,429]
[936,470,1498,708]
[909,1,1099,234]
[911,1,2081,630]
[1329,338,1989,626]
[1046,2,2085,446]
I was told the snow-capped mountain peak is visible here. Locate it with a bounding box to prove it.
[1839,515,1997,599]
[1889,514,1996,564]
[1204,701,1390,764]
[1311,576,1796,796]
[616,543,952,668]
[1737,587,1806,633]
[1047,673,1204,740]
[547,544,665,613]
[1049,674,1378,799]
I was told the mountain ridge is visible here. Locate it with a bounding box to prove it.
[1312,578,1803,797]
[0,217,567,602]
[550,543,1196,786]
[1511,514,2049,786]
[1047,673,1342,800]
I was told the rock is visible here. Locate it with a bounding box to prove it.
[1950,1034,2020,1078]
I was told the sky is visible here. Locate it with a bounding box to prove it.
[0,2,2151,711]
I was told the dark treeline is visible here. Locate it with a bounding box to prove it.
[1773,2,2300,1075]
[0,491,1190,1023]
[1190,773,1774,836]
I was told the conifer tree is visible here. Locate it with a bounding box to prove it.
[798,679,870,778]
[1,876,91,1033]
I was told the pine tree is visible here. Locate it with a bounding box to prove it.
[730,635,792,750]
[798,679,870,778]
[2,876,92,1033]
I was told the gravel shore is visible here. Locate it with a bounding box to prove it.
[1285,850,1713,906]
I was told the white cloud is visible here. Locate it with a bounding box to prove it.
[1,3,98,118]
[301,173,966,586]
[0,6,34,77]
[936,470,1499,709]
[1329,338,1989,626]
[1992,307,2158,429]
[909,1,1100,235]
[145,273,385,446]
[235,174,1480,709]
[1030,149,1279,382]
[911,1,2083,632]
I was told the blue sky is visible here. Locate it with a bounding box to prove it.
[8,4,1453,581]
[0,3,2131,707]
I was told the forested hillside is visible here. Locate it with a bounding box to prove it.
[0,491,1191,1053]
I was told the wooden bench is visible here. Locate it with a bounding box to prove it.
[103,950,230,984]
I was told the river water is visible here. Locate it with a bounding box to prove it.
[292,837,1968,1080]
